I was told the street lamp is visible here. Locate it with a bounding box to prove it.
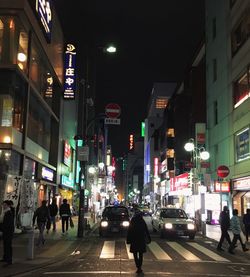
[184,138,210,235]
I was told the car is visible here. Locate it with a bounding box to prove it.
[138,204,153,216]
[151,207,196,239]
[99,205,130,237]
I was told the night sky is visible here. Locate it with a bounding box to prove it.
[54,0,205,157]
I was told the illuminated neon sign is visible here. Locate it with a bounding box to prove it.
[36,0,52,42]
[64,44,76,99]
[129,134,134,150]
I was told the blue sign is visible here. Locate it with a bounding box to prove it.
[36,0,52,42]
[64,44,76,99]
[42,166,54,182]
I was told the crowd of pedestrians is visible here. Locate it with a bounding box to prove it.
[217,206,249,254]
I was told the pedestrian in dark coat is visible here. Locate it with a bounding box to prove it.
[217,206,231,251]
[33,200,50,246]
[0,200,15,266]
[243,208,250,242]
[59,199,71,234]
[48,198,58,231]
[126,209,151,274]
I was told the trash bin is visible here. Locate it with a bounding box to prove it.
[27,229,34,260]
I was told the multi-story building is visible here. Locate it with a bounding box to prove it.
[143,82,176,209]
[206,0,250,216]
[0,0,79,228]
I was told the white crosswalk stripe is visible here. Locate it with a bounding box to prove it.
[167,241,200,261]
[100,241,115,259]
[187,242,230,262]
[99,240,230,262]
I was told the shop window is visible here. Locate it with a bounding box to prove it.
[235,127,250,162]
[17,31,28,72]
[0,95,13,127]
[233,71,249,108]
[231,8,250,56]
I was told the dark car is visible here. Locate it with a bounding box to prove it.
[99,205,130,237]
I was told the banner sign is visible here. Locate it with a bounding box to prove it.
[64,44,76,99]
[36,0,52,42]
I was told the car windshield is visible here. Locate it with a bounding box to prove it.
[103,207,129,219]
[160,209,187,219]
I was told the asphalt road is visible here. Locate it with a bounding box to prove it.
[9,216,250,277]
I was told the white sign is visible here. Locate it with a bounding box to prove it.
[36,0,52,42]
[105,118,121,125]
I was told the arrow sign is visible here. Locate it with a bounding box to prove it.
[105,103,121,118]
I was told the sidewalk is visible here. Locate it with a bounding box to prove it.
[0,213,98,277]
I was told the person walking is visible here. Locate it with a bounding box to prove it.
[228,208,249,254]
[243,208,250,242]
[0,200,15,266]
[33,200,50,247]
[48,198,58,232]
[217,206,231,251]
[59,199,71,235]
[126,208,151,274]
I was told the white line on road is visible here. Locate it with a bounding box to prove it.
[188,242,230,262]
[125,241,134,259]
[100,241,115,259]
[167,241,200,261]
[147,241,172,260]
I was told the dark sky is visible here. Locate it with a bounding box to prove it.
[54,0,205,156]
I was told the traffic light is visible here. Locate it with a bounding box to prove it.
[188,170,194,188]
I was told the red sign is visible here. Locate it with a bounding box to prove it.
[217,165,230,178]
[170,173,189,191]
[105,103,121,118]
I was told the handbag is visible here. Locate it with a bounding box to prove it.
[70,217,74,228]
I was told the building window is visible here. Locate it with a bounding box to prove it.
[17,31,28,72]
[233,70,249,108]
[231,9,250,56]
[235,127,250,162]
[213,59,217,82]
[0,19,4,61]
[213,100,218,125]
[27,92,51,151]
[212,17,216,39]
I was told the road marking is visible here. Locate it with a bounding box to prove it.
[125,242,134,259]
[148,241,172,260]
[188,242,229,262]
[100,241,115,259]
[167,242,200,261]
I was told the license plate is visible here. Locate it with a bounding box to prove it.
[111,227,119,232]
[177,230,184,235]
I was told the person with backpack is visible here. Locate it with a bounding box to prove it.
[59,199,71,234]
[33,200,50,246]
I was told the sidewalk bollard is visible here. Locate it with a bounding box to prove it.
[27,228,34,260]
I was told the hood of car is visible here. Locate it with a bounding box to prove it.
[161,218,194,224]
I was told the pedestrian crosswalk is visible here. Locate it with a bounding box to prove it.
[99,240,230,262]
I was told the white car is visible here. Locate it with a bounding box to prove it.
[151,207,196,239]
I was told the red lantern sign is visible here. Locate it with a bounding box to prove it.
[217,165,230,178]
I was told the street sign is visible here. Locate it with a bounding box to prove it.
[105,118,121,125]
[105,103,121,118]
[217,165,230,178]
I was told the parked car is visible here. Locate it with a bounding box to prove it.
[151,207,196,239]
[99,205,130,237]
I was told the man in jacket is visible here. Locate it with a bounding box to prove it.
[48,198,58,232]
[33,200,50,246]
[0,200,14,266]
[228,209,249,254]
[217,206,231,251]
[243,208,250,242]
[59,199,71,234]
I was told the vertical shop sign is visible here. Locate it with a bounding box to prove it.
[64,44,76,99]
[36,0,52,42]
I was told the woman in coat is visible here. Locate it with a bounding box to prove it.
[126,208,151,274]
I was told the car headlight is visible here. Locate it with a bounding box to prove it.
[122,221,130,227]
[101,221,108,227]
[165,223,173,229]
[187,223,195,230]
